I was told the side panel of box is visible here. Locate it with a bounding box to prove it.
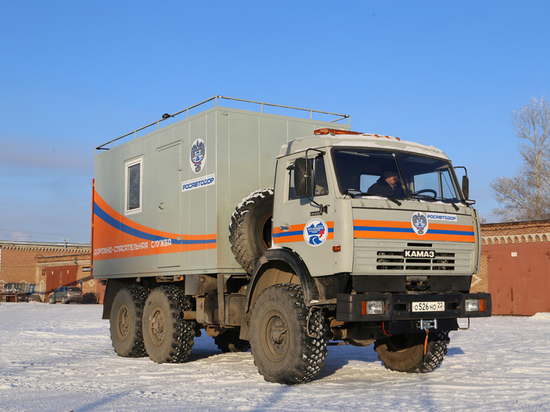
[93,106,349,279]
[93,111,219,278]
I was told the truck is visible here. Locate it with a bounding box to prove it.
[92,96,491,384]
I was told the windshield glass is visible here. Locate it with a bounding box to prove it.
[332,148,461,202]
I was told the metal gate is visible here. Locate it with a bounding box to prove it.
[487,242,550,315]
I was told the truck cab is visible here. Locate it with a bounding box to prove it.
[244,128,490,377]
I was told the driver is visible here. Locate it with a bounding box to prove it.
[367,169,406,198]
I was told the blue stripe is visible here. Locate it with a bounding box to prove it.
[429,229,475,236]
[94,202,216,245]
[273,230,302,238]
[354,226,414,234]
[273,228,334,238]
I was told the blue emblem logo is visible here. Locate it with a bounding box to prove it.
[190,139,206,173]
[303,218,329,247]
[411,212,428,235]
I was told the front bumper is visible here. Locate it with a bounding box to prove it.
[336,292,491,322]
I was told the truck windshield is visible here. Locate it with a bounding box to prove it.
[332,149,462,203]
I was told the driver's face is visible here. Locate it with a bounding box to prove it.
[384,171,399,187]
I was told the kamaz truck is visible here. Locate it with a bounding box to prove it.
[92,96,491,384]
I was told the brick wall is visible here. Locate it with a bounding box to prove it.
[481,220,550,245]
[470,250,489,293]
[0,242,90,285]
[0,241,91,301]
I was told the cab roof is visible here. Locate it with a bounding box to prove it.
[278,129,449,160]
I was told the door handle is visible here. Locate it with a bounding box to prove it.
[279,225,290,232]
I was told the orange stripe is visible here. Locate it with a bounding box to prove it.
[93,189,216,261]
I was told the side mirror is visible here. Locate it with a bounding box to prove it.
[462,175,469,200]
[294,158,312,197]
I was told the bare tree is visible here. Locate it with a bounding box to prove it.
[491,96,550,221]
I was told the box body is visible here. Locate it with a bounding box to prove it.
[92,105,349,278]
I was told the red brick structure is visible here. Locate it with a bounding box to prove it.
[0,241,91,302]
[480,220,550,316]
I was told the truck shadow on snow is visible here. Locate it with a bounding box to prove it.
[317,344,466,380]
[182,336,466,381]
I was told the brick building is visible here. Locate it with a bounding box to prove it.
[0,241,92,302]
[480,220,550,316]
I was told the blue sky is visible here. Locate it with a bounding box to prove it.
[1,0,549,243]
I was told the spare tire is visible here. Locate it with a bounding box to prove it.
[229,188,274,274]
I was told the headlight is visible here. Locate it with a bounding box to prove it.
[362,300,385,315]
[465,298,486,312]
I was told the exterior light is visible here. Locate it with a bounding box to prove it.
[362,300,385,315]
[465,298,486,312]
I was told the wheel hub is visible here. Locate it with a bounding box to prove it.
[149,307,166,346]
[117,305,130,338]
[263,312,288,361]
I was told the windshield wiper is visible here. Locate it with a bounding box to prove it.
[441,199,460,211]
[344,189,363,198]
[408,192,460,210]
[387,197,402,206]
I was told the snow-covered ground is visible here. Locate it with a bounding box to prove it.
[1,303,549,412]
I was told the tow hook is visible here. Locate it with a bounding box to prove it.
[417,319,438,331]
[418,319,438,357]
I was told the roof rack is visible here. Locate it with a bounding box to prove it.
[96,95,350,151]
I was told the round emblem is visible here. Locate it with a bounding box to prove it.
[190,138,206,174]
[303,218,329,247]
[411,212,428,235]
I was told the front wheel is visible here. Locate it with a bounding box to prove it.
[249,283,328,384]
[374,330,450,373]
[49,295,55,304]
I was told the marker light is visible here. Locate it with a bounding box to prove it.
[465,298,486,312]
[374,134,400,141]
[314,128,362,135]
[362,300,385,315]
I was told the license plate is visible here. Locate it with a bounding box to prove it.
[412,301,445,312]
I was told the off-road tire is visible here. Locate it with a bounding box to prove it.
[214,329,251,353]
[110,285,149,358]
[249,283,328,384]
[49,295,55,304]
[374,330,450,373]
[229,188,274,274]
[61,296,68,304]
[143,285,196,364]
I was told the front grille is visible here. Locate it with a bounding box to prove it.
[377,251,455,271]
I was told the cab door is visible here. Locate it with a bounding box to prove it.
[272,151,336,276]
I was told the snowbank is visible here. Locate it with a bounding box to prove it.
[1,303,549,411]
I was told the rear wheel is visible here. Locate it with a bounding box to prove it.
[250,283,328,384]
[374,330,450,373]
[61,296,68,304]
[110,285,149,357]
[143,285,196,363]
